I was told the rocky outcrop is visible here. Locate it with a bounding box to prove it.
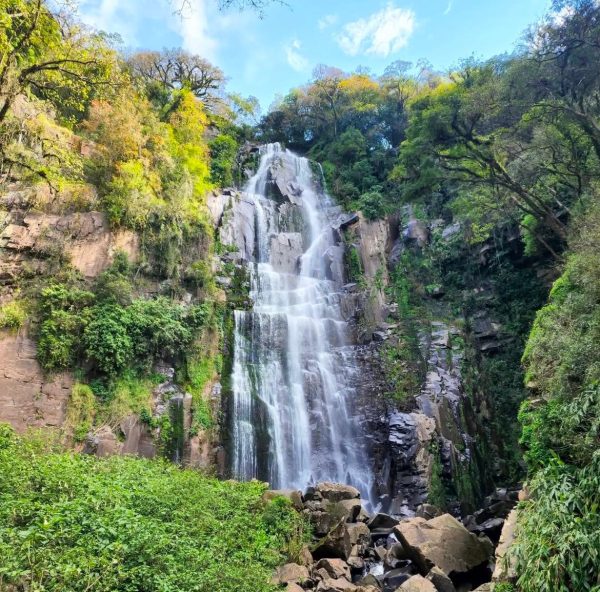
[399,575,437,592]
[381,412,436,516]
[0,334,72,432]
[272,563,310,585]
[0,211,138,282]
[85,417,156,458]
[339,212,391,336]
[492,509,518,584]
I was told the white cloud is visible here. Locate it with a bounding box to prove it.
[318,14,338,30]
[444,1,453,16]
[78,0,139,44]
[284,39,310,72]
[175,0,218,61]
[79,0,224,63]
[336,3,416,58]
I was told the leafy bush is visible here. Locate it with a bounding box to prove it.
[357,187,387,221]
[37,273,208,378]
[0,427,307,592]
[65,383,96,443]
[513,455,600,592]
[84,304,133,375]
[103,159,157,228]
[37,284,94,371]
[0,299,27,330]
[517,196,600,590]
[209,134,238,187]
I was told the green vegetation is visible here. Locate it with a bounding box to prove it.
[0,426,306,592]
[514,196,600,591]
[0,299,27,330]
[65,384,96,443]
[36,262,209,378]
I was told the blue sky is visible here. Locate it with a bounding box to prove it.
[78,0,552,112]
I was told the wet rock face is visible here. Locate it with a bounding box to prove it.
[83,366,219,468]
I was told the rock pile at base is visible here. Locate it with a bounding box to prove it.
[268,482,518,592]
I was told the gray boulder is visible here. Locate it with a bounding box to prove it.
[393,514,494,576]
[316,482,361,503]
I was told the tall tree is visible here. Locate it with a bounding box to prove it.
[523,0,600,160]
[128,49,225,107]
[0,0,117,124]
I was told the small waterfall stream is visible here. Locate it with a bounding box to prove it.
[230,143,373,500]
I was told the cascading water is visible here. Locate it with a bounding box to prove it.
[229,143,373,501]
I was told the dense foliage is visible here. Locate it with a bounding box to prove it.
[515,195,600,591]
[0,426,306,592]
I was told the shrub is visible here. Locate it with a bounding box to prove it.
[517,196,600,590]
[84,304,133,376]
[0,300,27,331]
[357,187,387,220]
[103,159,157,228]
[65,384,96,443]
[513,455,600,592]
[209,134,238,187]
[98,372,153,427]
[0,435,307,592]
[0,423,16,450]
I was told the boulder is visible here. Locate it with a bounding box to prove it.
[415,504,443,520]
[492,509,517,583]
[470,517,505,544]
[426,566,456,592]
[473,585,493,592]
[347,522,371,555]
[316,482,361,503]
[356,505,371,523]
[315,559,351,581]
[347,555,365,571]
[272,563,310,585]
[357,575,381,589]
[393,514,493,576]
[385,542,410,569]
[297,544,314,567]
[398,575,436,592]
[367,513,399,531]
[313,521,352,560]
[339,498,363,522]
[309,510,342,538]
[263,489,303,511]
[304,486,324,502]
[380,563,414,590]
[316,578,357,592]
[286,584,305,592]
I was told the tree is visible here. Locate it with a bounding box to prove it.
[128,49,225,107]
[520,0,600,160]
[175,0,286,16]
[396,62,573,244]
[0,0,117,124]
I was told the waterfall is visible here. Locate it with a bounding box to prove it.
[229,143,373,501]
